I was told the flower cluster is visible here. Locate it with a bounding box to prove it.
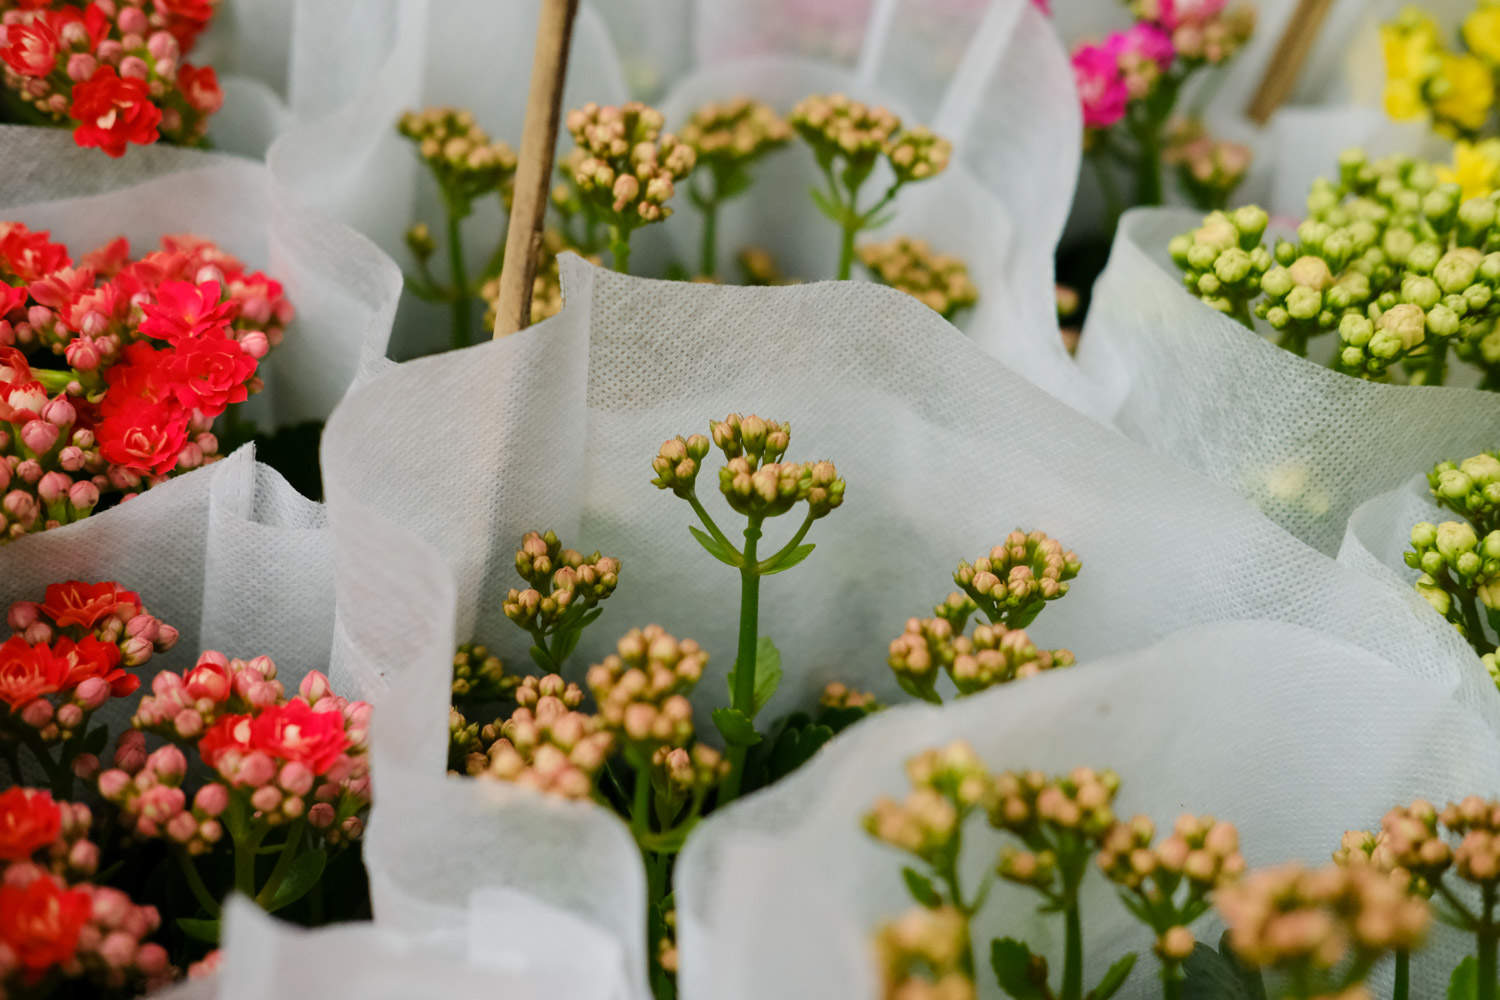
[1172,150,1500,386]
[1405,449,1500,660]
[0,224,290,540]
[1,0,224,156]
[874,906,974,1000]
[680,96,791,174]
[1440,139,1500,200]
[501,529,621,672]
[397,106,517,213]
[101,654,372,851]
[857,236,978,321]
[449,641,515,703]
[1215,863,1430,994]
[1382,5,1500,139]
[2,581,176,787]
[887,616,1074,703]
[864,742,993,871]
[471,673,613,800]
[1163,117,1252,211]
[953,530,1080,629]
[478,228,598,330]
[0,786,174,995]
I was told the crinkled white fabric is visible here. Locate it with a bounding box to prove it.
[0,126,400,427]
[676,622,1500,999]
[166,894,633,1000]
[1076,208,1500,555]
[270,0,1092,415]
[321,261,1499,998]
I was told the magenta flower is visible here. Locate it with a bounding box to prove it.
[1072,44,1128,129]
[1109,23,1175,71]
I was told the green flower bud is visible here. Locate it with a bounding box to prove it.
[1286,286,1323,320]
[1427,304,1461,339]
[1436,248,1483,293]
[1215,248,1254,285]
[1340,313,1374,347]
[1460,197,1497,235]
[1260,266,1293,299]
[1231,205,1269,244]
[1407,242,1443,275]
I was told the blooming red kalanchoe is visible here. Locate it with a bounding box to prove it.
[0,0,224,156]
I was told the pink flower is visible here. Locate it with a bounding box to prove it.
[138,280,236,345]
[1109,23,1175,72]
[1072,44,1128,129]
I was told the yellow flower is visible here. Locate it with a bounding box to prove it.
[1433,53,1495,133]
[1464,5,1500,65]
[1381,11,1444,121]
[1384,78,1429,121]
[1436,140,1500,199]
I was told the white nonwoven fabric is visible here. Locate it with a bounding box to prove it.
[163,893,633,1000]
[1075,208,1500,556]
[320,259,1499,997]
[675,621,1500,999]
[0,126,401,428]
[269,0,1093,416]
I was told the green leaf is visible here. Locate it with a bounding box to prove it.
[688,525,741,567]
[815,704,871,735]
[765,719,834,783]
[551,627,583,664]
[760,542,816,575]
[577,607,605,630]
[176,917,221,944]
[81,724,108,756]
[863,209,897,230]
[266,849,328,913]
[990,937,1048,1000]
[808,187,845,225]
[727,637,783,717]
[1449,956,1479,1000]
[901,867,942,908]
[1087,953,1136,1000]
[711,707,762,747]
[1181,935,1266,1000]
[528,646,555,673]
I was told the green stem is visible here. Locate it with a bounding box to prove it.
[1161,962,1183,1000]
[631,763,652,841]
[686,490,738,556]
[757,511,815,572]
[699,196,719,278]
[1134,126,1163,208]
[33,369,73,393]
[718,518,764,805]
[1480,885,1498,1000]
[231,822,265,899]
[1393,949,1409,1000]
[609,226,632,274]
[17,729,70,799]
[1229,296,1256,332]
[175,848,222,917]
[837,221,857,280]
[1459,590,1499,656]
[444,199,472,351]
[1424,339,1450,386]
[1062,894,1084,1000]
[254,822,307,909]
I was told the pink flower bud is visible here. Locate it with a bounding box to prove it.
[71,753,100,780]
[116,5,147,34]
[120,636,152,667]
[238,752,275,788]
[299,671,331,705]
[151,671,183,695]
[74,676,110,711]
[184,660,229,702]
[240,296,271,325]
[20,420,59,455]
[55,703,83,730]
[340,816,364,840]
[245,681,278,708]
[173,708,203,739]
[113,731,147,773]
[59,20,88,47]
[97,768,129,800]
[249,785,281,812]
[21,621,51,645]
[278,761,314,797]
[7,601,39,630]
[147,745,187,783]
[245,655,276,678]
[63,338,100,371]
[307,802,335,829]
[193,783,228,817]
[36,471,68,503]
[166,811,197,843]
[14,460,41,484]
[67,481,99,511]
[195,265,225,287]
[26,306,50,329]
[96,39,123,63]
[65,52,97,81]
[237,330,269,359]
[155,623,179,651]
[68,839,98,874]
[20,699,52,729]
[41,398,75,427]
[146,30,176,61]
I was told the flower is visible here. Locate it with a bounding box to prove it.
[249,699,352,775]
[0,875,91,978]
[1072,44,1127,129]
[138,281,237,345]
[0,224,69,283]
[95,397,190,475]
[40,580,141,630]
[1433,54,1494,134]
[1,18,59,77]
[175,63,223,115]
[0,636,67,711]
[53,636,133,695]
[0,787,61,861]
[69,66,163,158]
[196,714,255,771]
[163,336,256,415]
[1464,4,1500,65]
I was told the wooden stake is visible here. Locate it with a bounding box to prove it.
[493,0,580,338]
[1245,0,1334,125]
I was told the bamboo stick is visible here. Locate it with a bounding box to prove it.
[1246,0,1335,125]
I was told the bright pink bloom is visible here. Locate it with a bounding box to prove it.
[1108,22,1175,71]
[138,280,235,345]
[95,397,189,475]
[1072,43,1128,129]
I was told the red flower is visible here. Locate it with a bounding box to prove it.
[139,280,236,345]
[175,63,223,115]
[198,713,254,770]
[26,266,94,310]
[0,347,47,423]
[0,787,61,861]
[103,341,176,406]
[163,336,256,416]
[0,224,70,282]
[0,875,91,978]
[0,637,68,711]
[78,236,130,277]
[54,636,134,695]
[40,580,142,629]
[250,700,350,775]
[0,282,24,318]
[95,397,189,475]
[70,66,162,158]
[1,18,58,77]
[156,0,215,49]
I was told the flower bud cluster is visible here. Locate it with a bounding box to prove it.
[587,626,706,757]
[479,228,599,329]
[679,96,791,172]
[990,768,1120,890]
[789,93,948,186]
[1441,795,1500,886]
[874,906,975,1000]
[0,0,225,157]
[1215,863,1430,983]
[475,673,614,800]
[709,414,845,520]
[651,742,729,800]
[1405,519,1499,633]
[564,101,696,229]
[864,742,993,864]
[103,658,371,850]
[1164,118,1252,209]
[1431,450,1500,535]
[502,529,621,634]
[1168,207,1273,321]
[450,641,516,702]
[397,106,517,208]
[820,681,880,713]
[887,616,1073,702]
[954,530,1081,629]
[857,237,978,321]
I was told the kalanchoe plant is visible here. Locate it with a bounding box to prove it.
[789,94,951,279]
[1073,0,1255,228]
[0,786,178,995]
[397,106,518,349]
[0,0,225,157]
[502,529,622,673]
[1172,150,1500,387]
[651,413,845,803]
[1407,449,1500,660]
[858,236,978,322]
[679,96,793,278]
[563,101,697,274]
[2,581,177,797]
[888,531,1080,704]
[1382,3,1500,140]
[1162,118,1252,212]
